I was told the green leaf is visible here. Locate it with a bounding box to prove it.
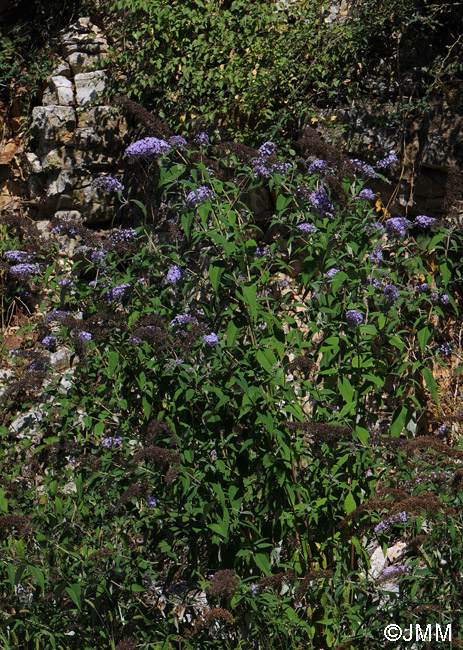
[256,348,277,374]
[422,367,439,405]
[390,405,409,437]
[131,583,145,592]
[107,350,119,376]
[65,583,82,611]
[226,320,239,347]
[0,488,8,514]
[29,565,45,593]
[129,199,147,218]
[344,492,357,515]
[417,326,432,354]
[254,553,271,575]
[142,396,152,420]
[238,284,258,322]
[209,262,225,294]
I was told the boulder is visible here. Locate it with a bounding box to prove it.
[75,70,108,106]
[31,106,76,146]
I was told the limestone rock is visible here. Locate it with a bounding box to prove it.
[75,70,108,106]
[68,51,106,75]
[25,152,42,174]
[31,106,76,146]
[42,75,74,106]
[52,61,72,78]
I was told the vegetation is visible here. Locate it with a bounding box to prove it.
[1,1,463,648]
[1,126,463,648]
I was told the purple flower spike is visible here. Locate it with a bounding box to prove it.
[78,331,92,342]
[384,284,399,305]
[376,154,398,169]
[297,222,317,234]
[93,176,124,192]
[203,333,219,347]
[41,335,57,349]
[415,215,436,228]
[125,137,171,159]
[193,132,210,147]
[166,265,182,285]
[346,310,363,328]
[359,188,375,201]
[186,185,214,206]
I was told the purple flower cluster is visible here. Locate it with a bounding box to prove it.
[169,135,188,150]
[438,342,453,358]
[415,215,436,228]
[358,188,375,201]
[346,309,363,328]
[362,221,384,233]
[384,284,399,305]
[45,310,70,323]
[297,222,317,234]
[350,158,377,178]
[376,154,398,169]
[166,265,182,285]
[430,291,450,305]
[110,228,137,244]
[325,268,340,279]
[255,246,269,258]
[193,132,210,147]
[369,246,383,265]
[41,335,57,349]
[93,176,124,192]
[436,424,449,438]
[4,250,34,263]
[90,250,106,264]
[253,158,291,179]
[416,282,429,294]
[78,331,92,341]
[203,333,219,347]
[9,263,40,278]
[309,187,334,219]
[58,277,75,288]
[104,283,131,303]
[125,137,171,159]
[258,141,277,157]
[385,217,411,239]
[146,496,157,508]
[381,565,411,579]
[308,159,331,175]
[374,511,407,534]
[170,314,197,328]
[186,185,214,206]
[101,436,122,448]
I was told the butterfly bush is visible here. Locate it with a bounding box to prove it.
[415,215,436,228]
[384,284,399,305]
[186,186,214,206]
[169,135,188,150]
[358,188,375,201]
[309,187,334,218]
[346,310,364,327]
[125,137,171,159]
[203,333,219,347]
[376,154,398,169]
[385,217,411,239]
[193,132,210,147]
[308,159,332,175]
[93,176,124,192]
[4,250,35,263]
[369,246,383,264]
[41,336,57,349]
[9,263,40,278]
[297,222,317,234]
[101,436,122,448]
[166,265,182,285]
[78,331,92,342]
[350,158,377,178]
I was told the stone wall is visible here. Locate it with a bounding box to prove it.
[25,17,128,226]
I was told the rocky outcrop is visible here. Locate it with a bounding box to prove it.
[25,17,128,225]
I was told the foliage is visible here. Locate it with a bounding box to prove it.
[1,129,463,648]
[98,0,463,144]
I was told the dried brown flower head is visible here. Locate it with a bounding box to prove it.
[207,570,239,598]
[295,570,333,600]
[115,638,138,650]
[0,514,32,537]
[133,446,180,467]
